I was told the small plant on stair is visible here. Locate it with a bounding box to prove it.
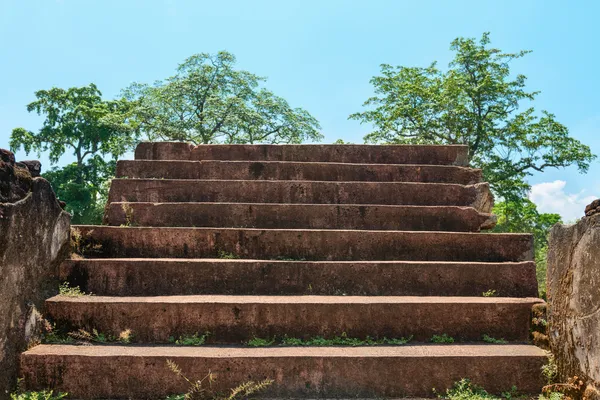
[430,334,455,343]
[482,334,508,344]
[169,332,210,346]
[435,378,519,400]
[58,282,89,297]
[482,289,499,297]
[165,360,273,400]
[10,379,68,400]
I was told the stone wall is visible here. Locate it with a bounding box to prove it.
[0,149,70,398]
[547,202,600,399]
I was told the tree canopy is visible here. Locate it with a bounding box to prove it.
[124,51,322,145]
[350,33,595,201]
[492,198,562,296]
[10,84,138,223]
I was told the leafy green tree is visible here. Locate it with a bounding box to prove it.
[123,51,322,145]
[492,199,562,296]
[10,84,138,223]
[350,33,595,201]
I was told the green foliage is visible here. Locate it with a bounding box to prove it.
[124,51,322,145]
[482,289,498,297]
[493,199,562,296]
[10,84,139,224]
[58,282,86,297]
[436,378,515,400]
[166,360,273,400]
[247,334,412,347]
[217,250,239,259]
[482,334,508,344]
[541,355,559,384]
[10,390,68,400]
[43,157,115,224]
[430,334,455,343]
[247,337,276,347]
[169,332,210,346]
[351,33,595,202]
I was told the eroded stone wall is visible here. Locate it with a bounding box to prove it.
[547,205,600,399]
[0,149,70,398]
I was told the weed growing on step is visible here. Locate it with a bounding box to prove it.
[67,328,133,344]
[217,250,239,259]
[58,282,89,297]
[247,333,413,347]
[435,378,518,400]
[70,228,103,257]
[272,256,307,261]
[165,360,273,400]
[247,337,276,347]
[10,379,68,400]
[541,375,585,400]
[430,334,455,343]
[10,389,68,400]
[120,202,135,227]
[482,289,499,297]
[169,332,210,346]
[541,355,559,384]
[482,334,508,344]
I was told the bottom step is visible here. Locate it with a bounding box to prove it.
[22,344,547,398]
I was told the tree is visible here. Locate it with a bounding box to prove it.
[10,84,138,223]
[123,51,322,145]
[350,33,595,201]
[492,199,562,296]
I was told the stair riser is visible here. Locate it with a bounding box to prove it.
[46,298,538,342]
[135,142,469,165]
[72,226,533,262]
[107,180,493,211]
[116,160,482,183]
[60,260,539,297]
[104,203,493,231]
[21,349,546,398]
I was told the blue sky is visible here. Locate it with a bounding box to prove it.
[1,0,598,220]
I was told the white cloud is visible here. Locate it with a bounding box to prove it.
[529,180,597,222]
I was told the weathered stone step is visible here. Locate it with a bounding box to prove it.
[105,203,495,231]
[116,160,482,184]
[21,344,547,398]
[60,259,539,297]
[107,180,493,212]
[135,142,469,166]
[45,295,541,342]
[72,226,533,262]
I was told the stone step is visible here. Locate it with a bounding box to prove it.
[104,203,496,231]
[107,180,493,212]
[116,160,482,184]
[60,258,539,297]
[134,142,469,166]
[21,344,547,398]
[45,295,541,342]
[71,226,533,262]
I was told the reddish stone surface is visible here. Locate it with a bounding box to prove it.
[61,258,539,297]
[107,179,493,212]
[104,202,495,231]
[60,258,539,297]
[134,142,470,165]
[72,225,533,262]
[21,344,547,398]
[116,160,482,184]
[45,295,542,342]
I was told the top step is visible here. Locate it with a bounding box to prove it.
[135,142,470,165]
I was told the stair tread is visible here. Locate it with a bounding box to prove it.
[24,343,547,358]
[47,294,543,304]
[64,257,532,264]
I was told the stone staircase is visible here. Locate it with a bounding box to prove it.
[20,142,547,398]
